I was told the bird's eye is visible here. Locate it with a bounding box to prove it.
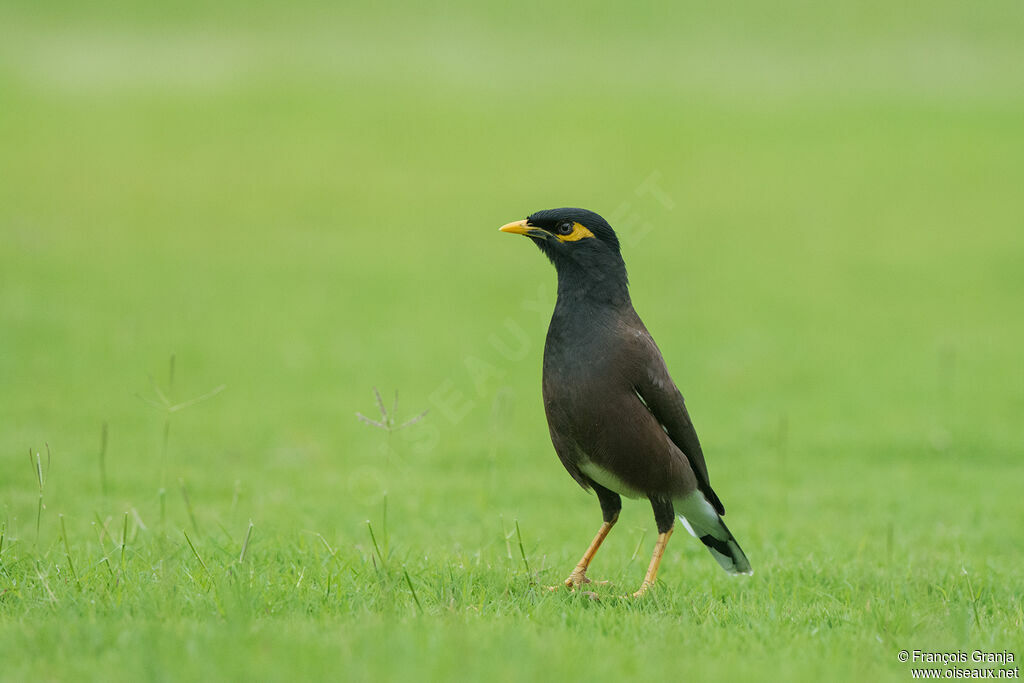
[556,222,574,236]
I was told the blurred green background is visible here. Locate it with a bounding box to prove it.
[2,1,1023,681]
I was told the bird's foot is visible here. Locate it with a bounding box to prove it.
[548,567,608,592]
[564,567,591,589]
[547,569,589,592]
[631,581,654,598]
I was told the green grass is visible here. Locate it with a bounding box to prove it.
[2,1,1023,680]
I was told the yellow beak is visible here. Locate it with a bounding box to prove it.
[499,219,532,235]
[500,219,549,239]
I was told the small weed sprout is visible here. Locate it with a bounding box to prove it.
[355,387,429,566]
[356,387,427,433]
[136,355,225,524]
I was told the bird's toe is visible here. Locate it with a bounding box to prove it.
[630,581,653,598]
[547,568,595,591]
[564,570,592,588]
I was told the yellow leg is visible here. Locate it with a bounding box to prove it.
[632,528,674,598]
[551,513,618,590]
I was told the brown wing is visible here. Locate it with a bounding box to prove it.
[632,328,725,515]
[543,343,695,499]
[545,418,591,490]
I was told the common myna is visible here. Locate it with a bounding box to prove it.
[500,207,751,597]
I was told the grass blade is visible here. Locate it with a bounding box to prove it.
[180,478,200,533]
[183,531,209,574]
[60,515,80,589]
[403,567,423,614]
[119,512,129,575]
[514,519,531,578]
[99,422,109,496]
[366,520,385,568]
[239,520,254,563]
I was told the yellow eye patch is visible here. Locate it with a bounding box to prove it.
[557,222,596,242]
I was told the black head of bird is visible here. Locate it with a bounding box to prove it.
[500,207,751,598]
[500,208,629,306]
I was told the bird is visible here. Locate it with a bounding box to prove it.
[499,207,751,597]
